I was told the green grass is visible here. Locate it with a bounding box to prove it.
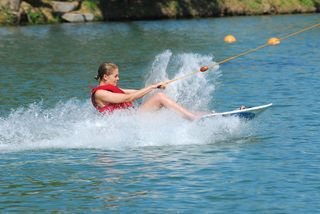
[27,9,46,24]
[299,0,316,7]
[82,0,99,11]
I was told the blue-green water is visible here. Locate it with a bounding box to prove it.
[1,14,320,212]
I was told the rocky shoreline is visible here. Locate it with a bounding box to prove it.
[0,0,319,25]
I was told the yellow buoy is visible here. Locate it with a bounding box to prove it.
[224,35,236,44]
[268,37,280,45]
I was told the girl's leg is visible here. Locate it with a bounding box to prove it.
[138,92,197,121]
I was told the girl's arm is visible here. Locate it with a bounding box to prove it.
[121,89,138,94]
[95,83,163,104]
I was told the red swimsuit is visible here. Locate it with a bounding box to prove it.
[91,84,133,113]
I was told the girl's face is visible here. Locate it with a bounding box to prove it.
[104,69,119,86]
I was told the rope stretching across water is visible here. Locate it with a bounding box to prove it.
[163,22,320,86]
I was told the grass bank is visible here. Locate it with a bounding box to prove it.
[0,0,319,25]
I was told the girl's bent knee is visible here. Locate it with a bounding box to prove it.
[155,92,167,99]
[151,92,165,101]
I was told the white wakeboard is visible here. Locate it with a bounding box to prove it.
[199,103,272,121]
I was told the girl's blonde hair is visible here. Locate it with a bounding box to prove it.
[94,62,118,81]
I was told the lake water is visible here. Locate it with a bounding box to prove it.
[0,14,319,212]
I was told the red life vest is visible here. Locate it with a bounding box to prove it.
[91,84,133,113]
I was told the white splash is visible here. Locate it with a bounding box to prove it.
[0,51,249,152]
[144,50,220,111]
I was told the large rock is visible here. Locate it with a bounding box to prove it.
[20,1,32,12]
[51,1,79,13]
[0,0,21,11]
[40,7,56,23]
[0,0,21,24]
[62,12,94,22]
